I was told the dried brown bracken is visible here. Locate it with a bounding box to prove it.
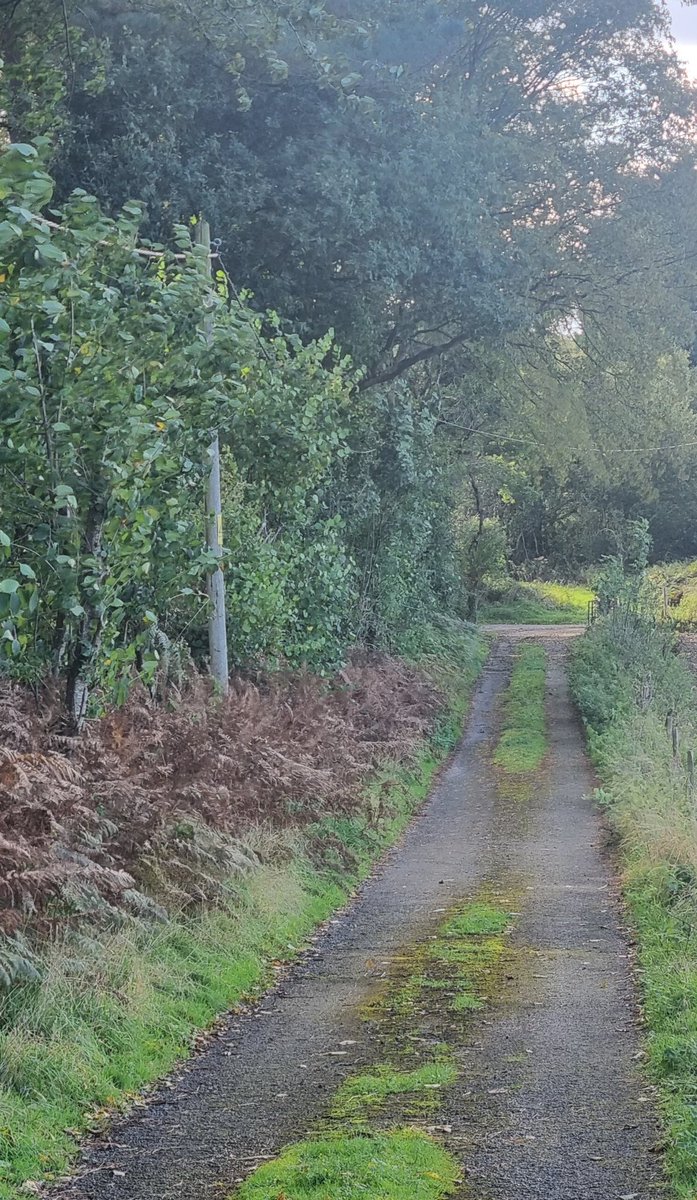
[0,654,444,949]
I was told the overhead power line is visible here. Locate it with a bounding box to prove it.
[438,418,697,456]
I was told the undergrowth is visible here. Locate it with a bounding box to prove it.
[494,644,547,775]
[570,611,697,1198]
[0,622,487,1200]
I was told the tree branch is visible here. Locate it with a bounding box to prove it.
[360,331,469,391]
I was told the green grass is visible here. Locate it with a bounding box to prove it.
[441,904,510,938]
[450,992,484,1013]
[480,581,594,626]
[331,1062,457,1120]
[0,624,488,1200]
[493,644,547,774]
[570,612,697,1197]
[370,900,513,1028]
[0,864,343,1198]
[235,1130,460,1200]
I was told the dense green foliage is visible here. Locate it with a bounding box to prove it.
[2,1,697,696]
[0,144,361,704]
[571,611,697,1196]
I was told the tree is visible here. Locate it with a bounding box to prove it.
[4,1,695,383]
[0,142,357,709]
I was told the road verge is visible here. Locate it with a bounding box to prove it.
[570,612,697,1197]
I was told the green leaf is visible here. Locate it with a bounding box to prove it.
[36,241,68,263]
[0,578,20,594]
[40,299,65,317]
[19,563,36,580]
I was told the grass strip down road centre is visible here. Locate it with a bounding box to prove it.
[493,643,547,774]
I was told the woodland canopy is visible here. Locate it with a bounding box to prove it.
[1,0,697,698]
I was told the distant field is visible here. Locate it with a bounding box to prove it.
[480,582,595,626]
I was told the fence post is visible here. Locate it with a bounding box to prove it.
[195,217,229,695]
[688,750,695,791]
[673,723,680,760]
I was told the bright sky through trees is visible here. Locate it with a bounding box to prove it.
[668,0,697,75]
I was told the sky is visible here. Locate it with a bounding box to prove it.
[668,0,697,76]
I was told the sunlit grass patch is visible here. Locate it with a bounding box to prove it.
[433,934,505,968]
[494,644,547,775]
[650,560,697,629]
[481,581,593,626]
[234,1130,460,1200]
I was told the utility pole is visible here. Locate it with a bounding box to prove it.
[194,217,229,694]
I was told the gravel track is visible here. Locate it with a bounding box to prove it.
[58,630,664,1200]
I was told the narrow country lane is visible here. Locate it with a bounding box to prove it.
[59,631,664,1200]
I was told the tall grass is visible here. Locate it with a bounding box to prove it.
[570,613,697,1197]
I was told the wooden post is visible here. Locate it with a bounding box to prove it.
[195,217,229,695]
[673,723,680,759]
[688,749,695,790]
